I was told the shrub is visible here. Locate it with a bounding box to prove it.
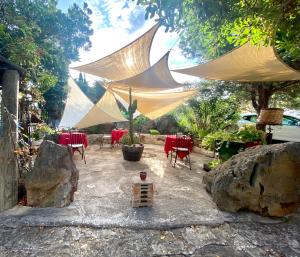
[149,129,160,135]
[201,131,233,150]
[32,123,55,140]
[236,124,266,144]
[208,159,222,169]
[202,125,266,150]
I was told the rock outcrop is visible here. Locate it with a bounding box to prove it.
[203,142,300,217]
[25,140,79,207]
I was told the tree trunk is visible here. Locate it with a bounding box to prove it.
[250,84,273,131]
[0,69,19,212]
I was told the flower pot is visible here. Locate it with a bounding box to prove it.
[122,144,144,161]
[140,171,147,180]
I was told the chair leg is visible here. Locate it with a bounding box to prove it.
[170,151,173,164]
[82,146,86,164]
[173,151,178,168]
[188,154,191,170]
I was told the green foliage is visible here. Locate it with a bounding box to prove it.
[202,124,266,151]
[133,115,151,132]
[120,133,140,145]
[138,0,300,114]
[32,123,55,140]
[138,0,300,63]
[149,129,160,135]
[0,0,93,123]
[208,159,222,170]
[201,131,233,150]
[76,73,105,104]
[236,124,266,144]
[175,83,241,139]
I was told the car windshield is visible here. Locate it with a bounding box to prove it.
[243,115,257,123]
[282,116,300,126]
[243,114,300,125]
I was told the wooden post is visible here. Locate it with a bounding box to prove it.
[0,69,19,212]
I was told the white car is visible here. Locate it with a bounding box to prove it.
[238,113,300,142]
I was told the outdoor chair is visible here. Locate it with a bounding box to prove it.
[103,134,112,146]
[170,134,192,170]
[98,134,104,148]
[67,131,86,164]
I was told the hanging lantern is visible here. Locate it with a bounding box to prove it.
[257,108,284,125]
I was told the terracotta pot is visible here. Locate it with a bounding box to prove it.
[140,171,147,181]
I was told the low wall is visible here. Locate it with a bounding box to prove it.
[86,133,167,146]
[87,133,214,157]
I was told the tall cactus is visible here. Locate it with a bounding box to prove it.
[128,87,137,145]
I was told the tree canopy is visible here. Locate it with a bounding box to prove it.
[76,73,105,104]
[138,0,300,124]
[138,0,300,64]
[0,0,93,123]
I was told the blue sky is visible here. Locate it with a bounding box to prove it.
[57,0,196,83]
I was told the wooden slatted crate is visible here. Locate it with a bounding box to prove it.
[132,182,153,208]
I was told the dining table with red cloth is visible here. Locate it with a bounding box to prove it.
[58,132,89,148]
[111,129,128,145]
[164,135,193,159]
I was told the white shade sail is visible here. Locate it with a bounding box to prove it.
[72,24,159,81]
[111,88,197,119]
[173,43,300,82]
[75,89,127,129]
[110,52,183,91]
[59,78,94,128]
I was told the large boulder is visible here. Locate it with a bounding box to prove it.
[203,142,300,217]
[25,140,79,207]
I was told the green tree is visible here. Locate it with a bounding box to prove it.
[76,73,105,104]
[138,0,300,62]
[138,0,300,129]
[0,0,93,124]
[175,82,241,139]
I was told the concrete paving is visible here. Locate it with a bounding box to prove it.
[0,144,299,256]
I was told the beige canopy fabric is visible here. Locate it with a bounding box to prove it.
[110,52,183,91]
[111,88,197,119]
[75,89,127,129]
[173,43,300,82]
[72,24,159,81]
[59,78,94,128]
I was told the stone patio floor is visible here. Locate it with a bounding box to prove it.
[0,144,299,256]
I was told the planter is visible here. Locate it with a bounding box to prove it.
[245,140,261,148]
[122,144,144,161]
[140,171,147,180]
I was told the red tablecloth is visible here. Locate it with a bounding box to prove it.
[58,132,89,148]
[111,129,128,145]
[164,135,193,159]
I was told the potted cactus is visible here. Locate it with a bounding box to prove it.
[121,87,144,161]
